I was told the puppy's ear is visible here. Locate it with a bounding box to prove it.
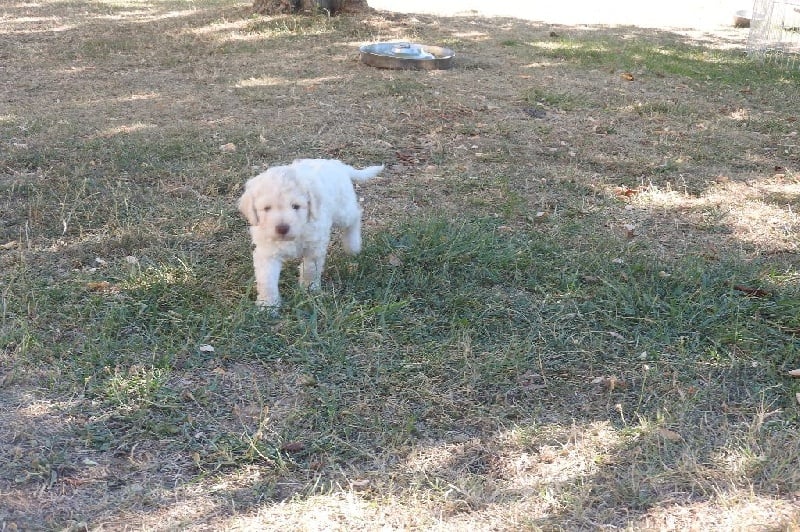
[296,176,318,221]
[306,195,317,221]
[238,187,259,226]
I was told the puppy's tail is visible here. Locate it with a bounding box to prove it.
[348,164,385,182]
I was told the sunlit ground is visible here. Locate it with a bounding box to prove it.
[369,0,748,29]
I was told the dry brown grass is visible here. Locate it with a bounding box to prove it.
[2,1,799,530]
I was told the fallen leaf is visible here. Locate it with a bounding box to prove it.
[788,369,800,377]
[395,149,420,165]
[220,143,237,153]
[591,375,627,391]
[169,185,201,198]
[297,374,317,386]
[86,281,119,293]
[733,284,771,298]
[623,223,636,238]
[677,385,698,400]
[523,107,547,119]
[538,445,558,463]
[658,428,682,442]
[607,376,626,391]
[198,344,215,353]
[614,185,641,198]
[350,478,371,490]
[388,253,403,267]
[621,72,635,81]
[1,241,17,250]
[518,370,546,389]
[281,441,305,453]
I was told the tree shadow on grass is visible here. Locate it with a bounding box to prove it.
[2,1,800,529]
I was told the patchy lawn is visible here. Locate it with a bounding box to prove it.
[1,1,799,530]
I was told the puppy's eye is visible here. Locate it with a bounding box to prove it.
[263,206,271,212]
[291,203,301,210]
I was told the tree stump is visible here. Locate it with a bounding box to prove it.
[252,0,293,15]
[253,0,370,15]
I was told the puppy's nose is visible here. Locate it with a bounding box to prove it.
[275,223,290,236]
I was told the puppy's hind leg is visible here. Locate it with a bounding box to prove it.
[342,217,362,255]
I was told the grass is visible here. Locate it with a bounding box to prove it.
[2,0,800,529]
[521,32,776,83]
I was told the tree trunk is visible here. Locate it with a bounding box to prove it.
[253,0,370,15]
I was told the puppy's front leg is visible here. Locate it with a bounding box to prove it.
[299,254,325,291]
[253,249,283,310]
[298,238,329,291]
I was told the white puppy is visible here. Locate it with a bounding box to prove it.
[238,159,384,310]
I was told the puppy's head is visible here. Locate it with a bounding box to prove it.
[238,167,311,240]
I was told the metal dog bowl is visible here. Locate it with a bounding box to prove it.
[359,42,454,70]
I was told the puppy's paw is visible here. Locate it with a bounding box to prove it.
[256,300,280,317]
[306,280,322,292]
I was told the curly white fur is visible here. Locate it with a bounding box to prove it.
[238,159,384,310]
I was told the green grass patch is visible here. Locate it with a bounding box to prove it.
[522,35,800,84]
[3,2,800,528]
[522,86,583,111]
